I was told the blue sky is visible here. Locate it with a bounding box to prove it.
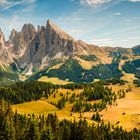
[0,0,140,48]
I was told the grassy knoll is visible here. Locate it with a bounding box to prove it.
[12,100,58,115]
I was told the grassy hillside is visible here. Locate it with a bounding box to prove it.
[12,83,140,130]
[30,58,122,83]
[47,58,84,82]
[79,54,98,61]
[12,100,58,114]
[84,63,122,81]
[23,51,140,83]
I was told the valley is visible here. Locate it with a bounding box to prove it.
[12,83,140,130]
[1,0,140,139]
[0,20,140,139]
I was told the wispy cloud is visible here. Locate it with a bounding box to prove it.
[113,12,121,15]
[80,0,140,7]
[129,0,140,2]
[0,0,140,48]
[80,0,112,6]
[0,0,36,12]
[89,38,114,45]
[89,37,140,47]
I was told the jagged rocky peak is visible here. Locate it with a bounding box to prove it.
[8,23,36,57]
[21,23,36,42]
[37,25,46,32]
[46,19,73,40]
[22,23,35,31]
[0,28,5,48]
[47,20,62,31]
[9,29,18,41]
[9,23,36,44]
[17,20,77,71]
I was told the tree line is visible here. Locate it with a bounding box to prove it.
[0,100,139,140]
[0,81,57,104]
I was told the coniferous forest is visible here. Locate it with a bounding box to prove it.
[0,100,140,140]
[0,81,139,140]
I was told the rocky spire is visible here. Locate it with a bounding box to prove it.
[21,23,36,43]
[9,23,36,57]
[9,29,18,41]
[46,19,73,40]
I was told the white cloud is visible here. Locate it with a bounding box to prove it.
[80,0,112,6]
[89,38,120,47]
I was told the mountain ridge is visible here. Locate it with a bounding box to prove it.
[0,19,140,83]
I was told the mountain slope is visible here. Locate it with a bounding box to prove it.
[15,20,113,73]
[0,19,140,83]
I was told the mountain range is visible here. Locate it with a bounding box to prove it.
[0,20,140,83]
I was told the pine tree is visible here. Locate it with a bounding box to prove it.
[26,121,40,140]
[0,100,15,140]
[41,125,54,140]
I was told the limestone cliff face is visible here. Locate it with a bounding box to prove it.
[9,24,36,58]
[17,20,108,71]
[17,20,77,70]
[0,29,13,66]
